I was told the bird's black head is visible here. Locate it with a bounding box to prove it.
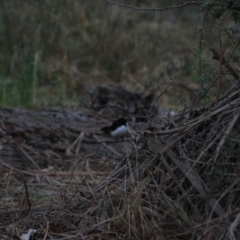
[116,118,127,126]
[110,118,127,129]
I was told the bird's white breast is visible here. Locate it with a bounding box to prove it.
[110,125,128,138]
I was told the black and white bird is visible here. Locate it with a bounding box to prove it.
[101,118,128,138]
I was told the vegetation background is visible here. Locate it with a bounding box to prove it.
[1,1,240,239]
[1,0,239,110]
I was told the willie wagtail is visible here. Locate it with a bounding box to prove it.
[101,118,128,138]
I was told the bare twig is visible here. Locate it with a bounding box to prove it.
[213,111,240,162]
[104,1,212,12]
[166,149,225,217]
[226,212,240,240]
[210,48,240,81]
[21,175,32,212]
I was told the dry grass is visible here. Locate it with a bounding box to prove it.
[1,0,239,109]
[1,84,240,239]
[1,1,240,239]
